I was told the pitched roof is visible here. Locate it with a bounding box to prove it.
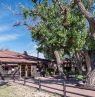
[0,50,37,64]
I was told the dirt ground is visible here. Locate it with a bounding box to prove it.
[0,82,60,97]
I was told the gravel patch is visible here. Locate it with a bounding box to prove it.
[0,82,61,97]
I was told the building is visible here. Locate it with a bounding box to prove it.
[0,50,40,79]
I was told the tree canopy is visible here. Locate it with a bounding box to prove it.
[21,0,89,60]
[19,0,95,87]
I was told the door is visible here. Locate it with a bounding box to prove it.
[28,65,31,77]
[21,65,25,77]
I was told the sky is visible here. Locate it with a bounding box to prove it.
[0,0,44,58]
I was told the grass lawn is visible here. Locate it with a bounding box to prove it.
[0,82,60,97]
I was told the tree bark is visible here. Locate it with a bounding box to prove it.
[54,50,66,80]
[91,51,95,69]
[84,51,92,74]
[85,51,95,87]
[76,0,95,39]
[54,50,63,74]
[86,69,95,87]
[75,52,83,74]
[75,0,95,87]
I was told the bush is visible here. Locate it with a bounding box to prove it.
[75,75,85,81]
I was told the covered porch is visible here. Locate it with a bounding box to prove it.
[0,50,37,79]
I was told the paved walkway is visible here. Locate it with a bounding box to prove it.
[12,77,95,97]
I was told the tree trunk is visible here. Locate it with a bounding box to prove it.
[54,50,66,80]
[54,50,63,75]
[84,51,92,74]
[86,69,95,87]
[91,51,95,69]
[75,0,95,87]
[75,52,83,74]
[86,51,95,87]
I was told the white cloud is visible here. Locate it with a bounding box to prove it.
[0,34,20,42]
[0,25,11,32]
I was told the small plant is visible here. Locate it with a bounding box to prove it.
[75,74,85,81]
[45,69,50,76]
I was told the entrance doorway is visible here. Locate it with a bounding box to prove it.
[20,64,32,78]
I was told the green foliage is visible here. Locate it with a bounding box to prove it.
[65,7,87,54]
[75,74,86,81]
[82,0,93,9]
[21,0,88,59]
[85,33,95,50]
[20,4,29,18]
[45,68,55,76]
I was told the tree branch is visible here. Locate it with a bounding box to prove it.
[55,0,70,28]
[29,10,47,21]
[76,0,93,19]
[75,0,95,39]
[55,0,65,13]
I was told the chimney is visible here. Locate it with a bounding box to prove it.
[23,51,28,56]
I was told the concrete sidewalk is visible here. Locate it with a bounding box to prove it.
[12,77,95,97]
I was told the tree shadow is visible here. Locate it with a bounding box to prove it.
[0,81,8,86]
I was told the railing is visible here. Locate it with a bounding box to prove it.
[14,77,67,97]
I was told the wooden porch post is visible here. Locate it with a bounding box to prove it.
[25,64,28,78]
[31,65,32,77]
[20,64,21,79]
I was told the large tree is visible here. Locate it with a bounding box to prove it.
[55,0,95,87]
[59,0,95,87]
[20,0,88,78]
[19,0,95,87]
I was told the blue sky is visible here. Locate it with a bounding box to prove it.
[0,0,44,58]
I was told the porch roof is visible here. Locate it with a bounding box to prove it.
[0,50,37,64]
